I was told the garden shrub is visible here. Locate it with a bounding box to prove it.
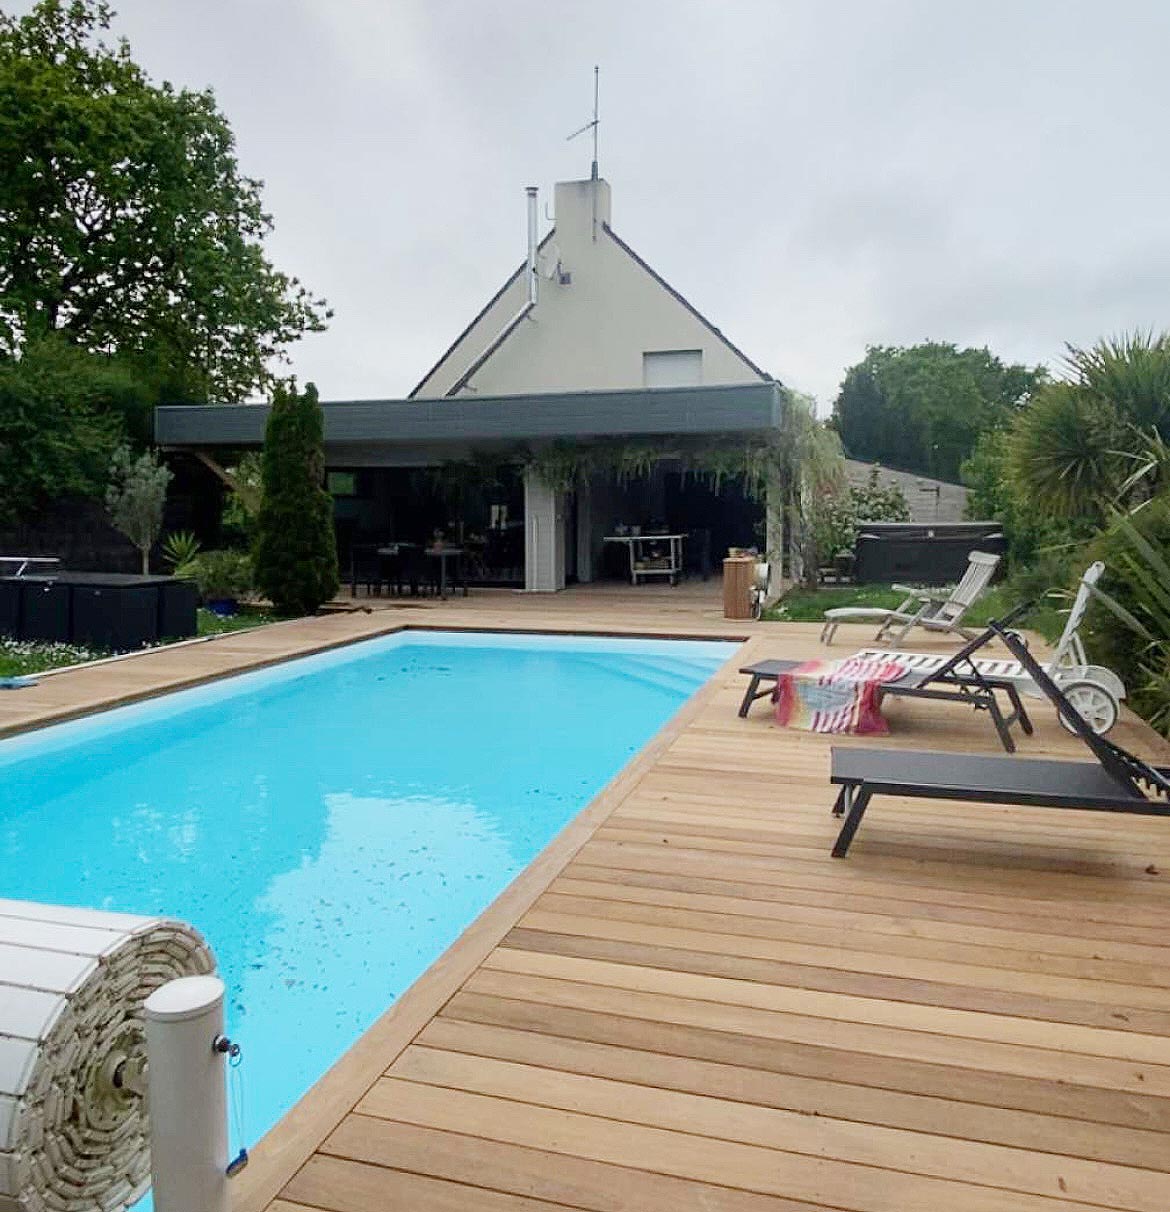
[253,382,339,616]
[1083,499,1170,735]
[190,550,253,602]
[813,467,910,566]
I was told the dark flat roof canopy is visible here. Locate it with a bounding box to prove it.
[155,382,783,457]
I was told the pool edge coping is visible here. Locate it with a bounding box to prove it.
[0,614,753,741]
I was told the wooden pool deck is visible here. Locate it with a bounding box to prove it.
[5,584,1170,1211]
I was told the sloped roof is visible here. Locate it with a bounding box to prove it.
[408,223,772,398]
[601,224,772,382]
[408,233,552,398]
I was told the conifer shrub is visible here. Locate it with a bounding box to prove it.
[253,382,339,615]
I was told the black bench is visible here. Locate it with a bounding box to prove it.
[827,617,1170,856]
[829,748,1170,856]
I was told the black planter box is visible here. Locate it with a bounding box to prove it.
[0,580,20,637]
[71,584,160,650]
[18,580,72,642]
[0,572,199,650]
[158,579,198,640]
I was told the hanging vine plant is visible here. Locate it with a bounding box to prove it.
[412,387,848,586]
[522,432,798,500]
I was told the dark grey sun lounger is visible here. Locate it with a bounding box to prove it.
[740,608,1036,751]
[828,615,1170,856]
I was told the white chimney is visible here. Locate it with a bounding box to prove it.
[525,186,538,306]
[553,178,611,250]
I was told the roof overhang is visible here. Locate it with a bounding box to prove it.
[155,383,784,461]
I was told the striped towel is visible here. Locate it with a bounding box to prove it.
[774,656,908,735]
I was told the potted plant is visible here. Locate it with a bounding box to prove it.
[191,550,253,616]
[161,531,202,579]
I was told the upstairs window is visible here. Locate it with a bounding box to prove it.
[642,349,702,388]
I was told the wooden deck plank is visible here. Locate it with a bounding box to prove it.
[557,863,1170,945]
[569,842,1170,924]
[438,991,1170,1132]
[499,924,1170,1035]
[514,902,1170,999]
[355,1076,1102,1212]
[534,888,1170,976]
[283,1153,581,1211]
[483,948,1170,1065]
[412,1016,1170,1170]
[319,1116,818,1212]
[5,583,1169,1212]
[384,1045,1169,1209]
[460,967,1170,1095]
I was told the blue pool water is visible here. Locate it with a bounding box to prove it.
[0,629,733,1168]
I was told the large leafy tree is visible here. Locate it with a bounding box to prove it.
[0,0,328,400]
[0,334,141,523]
[253,381,338,616]
[832,343,1045,481]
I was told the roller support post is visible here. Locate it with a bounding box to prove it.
[144,975,231,1212]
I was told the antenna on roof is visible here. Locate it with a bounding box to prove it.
[566,65,600,181]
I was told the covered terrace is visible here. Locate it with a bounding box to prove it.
[154,382,786,593]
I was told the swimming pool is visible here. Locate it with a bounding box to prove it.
[0,628,734,1172]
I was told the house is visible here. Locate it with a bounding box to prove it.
[156,176,785,591]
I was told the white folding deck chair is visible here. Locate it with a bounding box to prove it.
[820,551,1001,646]
[851,561,1127,734]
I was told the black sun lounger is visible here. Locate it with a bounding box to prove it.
[739,605,1036,751]
[828,616,1170,856]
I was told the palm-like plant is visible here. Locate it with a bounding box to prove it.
[1069,332,1170,436]
[161,530,202,579]
[1008,383,1124,519]
[1009,332,1170,520]
[1090,501,1170,736]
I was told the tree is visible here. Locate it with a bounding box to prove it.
[0,0,328,400]
[253,382,339,615]
[1008,332,1170,520]
[0,335,140,524]
[832,343,1045,481]
[831,364,889,467]
[105,443,172,573]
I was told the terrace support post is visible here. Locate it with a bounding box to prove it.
[523,467,566,592]
[788,476,808,587]
[576,479,594,583]
[764,470,785,602]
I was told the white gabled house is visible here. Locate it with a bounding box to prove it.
[156,176,786,593]
[411,178,769,399]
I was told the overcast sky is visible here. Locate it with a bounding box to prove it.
[21,0,1170,406]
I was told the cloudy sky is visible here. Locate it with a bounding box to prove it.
[27,0,1170,406]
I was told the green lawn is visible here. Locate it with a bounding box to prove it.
[0,607,278,679]
[0,640,107,678]
[196,606,277,636]
[765,582,1065,641]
